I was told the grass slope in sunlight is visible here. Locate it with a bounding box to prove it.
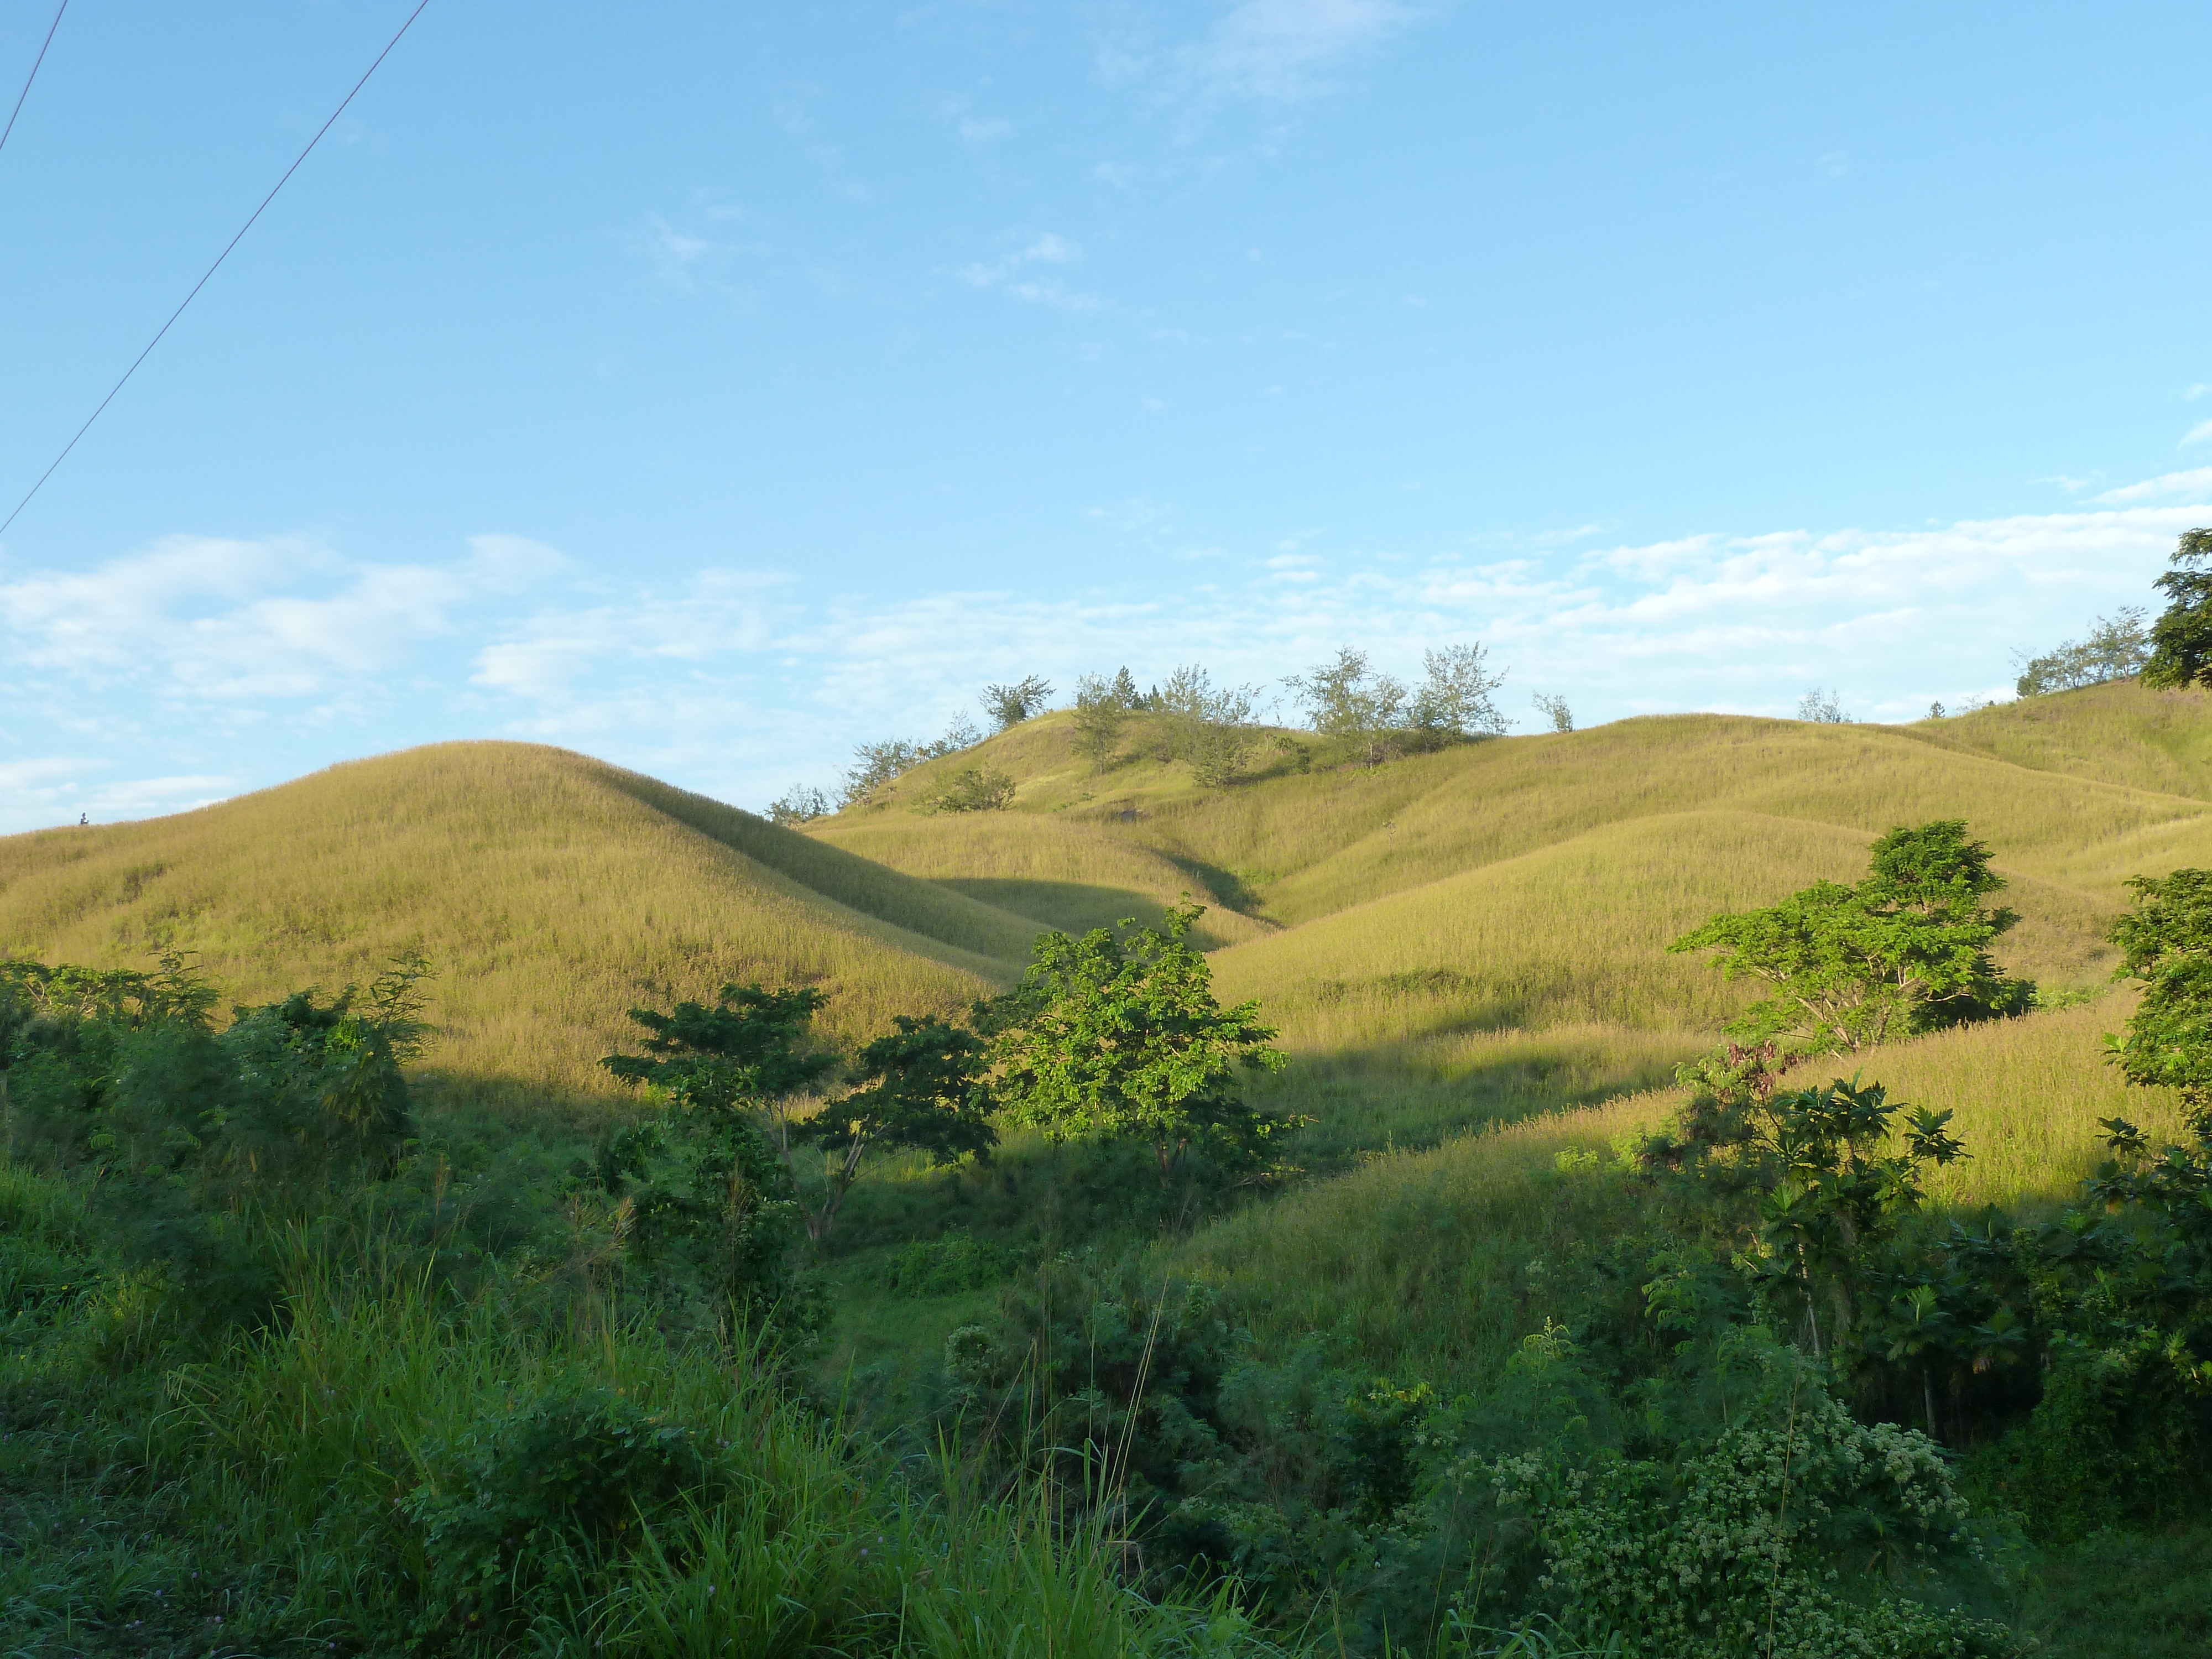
[0,743,1037,1105]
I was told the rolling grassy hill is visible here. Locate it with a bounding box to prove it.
[4,681,2204,1123]
[0,743,1039,1104]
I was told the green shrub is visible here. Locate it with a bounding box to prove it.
[885,1230,1025,1297]
[404,1381,716,1642]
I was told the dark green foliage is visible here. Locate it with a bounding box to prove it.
[1639,1068,1969,1365]
[883,1229,1024,1296]
[1670,820,2033,1059]
[804,1015,995,1237]
[2142,526,2212,690]
[601,982,836,1119]
[2106,866,2212,1130]
[403,1382,712,1644]
[932,1249,2013,1656]
[983,902,1293,1181]
[1,952,431,1326]
[580,1100,825,1340]
[598,983,839,1334]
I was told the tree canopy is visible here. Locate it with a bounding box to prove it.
[1072,667,1138,773]
[2143,527,2212,690]
[2015,607,2152,697]
[984,902,1291,1180]
[2105,865,2212,1134]
[602,983,836,1141]
[801,1015,996,1237]
[983,675,1054,731]
[1284,643,1506,764]
[1669,820,2033,1059]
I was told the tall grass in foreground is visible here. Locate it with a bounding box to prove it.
[4,1214,1297,1658]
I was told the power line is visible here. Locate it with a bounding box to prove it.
[1,0,434,536]
[0,0,69,156]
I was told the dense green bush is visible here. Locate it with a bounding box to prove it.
[886,1229,1026,1296]
[403,1381,716,1644]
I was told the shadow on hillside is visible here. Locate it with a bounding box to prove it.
[933,877,1253,948]
[1254,1030,1695,1172]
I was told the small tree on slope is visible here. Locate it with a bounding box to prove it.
[800,1015,996,1238]
[1668,820,2034,1061]
[2144,527,2212,690]
[983,902,1292,1182]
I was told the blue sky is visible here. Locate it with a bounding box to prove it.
[3,1,2209,831]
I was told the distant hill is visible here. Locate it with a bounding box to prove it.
[816,682,2212,1059]
[5,681,2206,1104]
[0,743,1039,1104]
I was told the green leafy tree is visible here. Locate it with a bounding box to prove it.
[983,674,1054,731]
[1072,669,1136,773]
[2105,865,2212,1134]
[601,982,836,1151]
[1285,646,1410,764]
[2143,526,2212,690]
[1287,643,1506,763]
[1531,691,1574,733]
[984,902,1291,1181]
[1668,820,2033,1060]
[800,1016,996,1238]
[1153,664,1261,787]
[1410,642,1507,738]
[1641,1070,1969,1363]
[597,983,834,1335]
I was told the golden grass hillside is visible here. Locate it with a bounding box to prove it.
[816,682,2211,1067]
[6,681,2204,1115]
[825,686,2212,939]
[811,811,1275,950]
[1208,808,2116,1056]
[1902,678,2212,801]
[0,743,1043,1103]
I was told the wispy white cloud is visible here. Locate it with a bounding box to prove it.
[2095,466,2212,504]
[2183,419,2212,449]
[0,535,471,700]
[1181,0,1424,102]
[7,498,2207,832]
[959,232,1105,311]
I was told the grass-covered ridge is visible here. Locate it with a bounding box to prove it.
[0,742,1040,1103]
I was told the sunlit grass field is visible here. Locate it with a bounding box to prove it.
[7,684,2204,1117]
[0,743,1026,1104]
